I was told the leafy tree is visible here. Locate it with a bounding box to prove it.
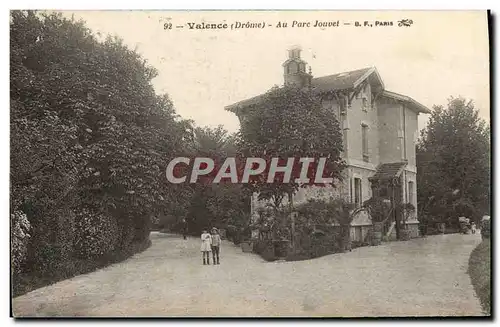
[417,97,490,227]
[237,85,346,209]
[10,10,192,293]
[193,125,233,157]
[166,125,251,235]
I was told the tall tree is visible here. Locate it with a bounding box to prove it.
[237,85,346,208]
[10,10,192,287]
[417,97,490,226]
[178,125,250,234]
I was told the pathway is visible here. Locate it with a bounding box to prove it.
[12,232,484,317]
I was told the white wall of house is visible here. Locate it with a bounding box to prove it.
[247,77,425,241]
[377,97,404,164]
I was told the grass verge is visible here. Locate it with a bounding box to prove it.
[468,239,491,315]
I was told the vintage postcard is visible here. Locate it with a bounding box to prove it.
[10,10,491,318]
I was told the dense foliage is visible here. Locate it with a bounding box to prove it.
[11,211,31,274]
[164,125,251,236]
[10,11,193,295]
[468,240,491,315]
[417,97,490,228]
[295,198,361,252]
[236,85,346,208]
[10,11,253,296]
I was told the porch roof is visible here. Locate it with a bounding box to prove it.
[369,162,408,181]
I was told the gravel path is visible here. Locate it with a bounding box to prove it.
[12,232,484,317]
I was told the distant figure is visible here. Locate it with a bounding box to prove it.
[182,219,188,240]
[201,229,212,265]
[471,222,477,234]
[211,228,221,265]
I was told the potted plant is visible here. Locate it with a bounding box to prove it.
[399,203,416,241]
[364,197,391,246]
[239,223,253,252]
[328,199,362,252]
[241,238,253,252]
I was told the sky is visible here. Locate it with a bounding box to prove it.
[62,10,490,133]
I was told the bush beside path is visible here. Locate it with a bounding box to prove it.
[468,239,491,315]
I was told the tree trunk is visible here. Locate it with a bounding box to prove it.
[288,192,295,247]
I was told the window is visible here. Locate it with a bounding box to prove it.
[408,181,415,205]
[354,178,362,207]
[362,124,369,162]
[350,178,353,202]
[344,96,350,108]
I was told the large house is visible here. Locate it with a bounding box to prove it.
[225,47,431,241]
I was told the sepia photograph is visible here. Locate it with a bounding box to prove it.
[9,9,491,317]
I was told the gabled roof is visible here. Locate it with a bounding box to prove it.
[225,67,381,114]
[225,93,266,113]
[380,90,432,114]
[369,162,408,181]
[311,67,383,92]
[224,66,431,115]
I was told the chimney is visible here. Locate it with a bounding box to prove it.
[288,48,302,59]
[283,46,311,87]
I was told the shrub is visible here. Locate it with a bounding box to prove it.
[363,197,391,223]
[468,240,491,315]
[11,211,31,273]
[74,208,119,259]
[285,253,310,261]
[286,228,341,261]
[252,239,277,261]
[481,219,490,239]
[253,239,270,255]
[13,238,152,297]
[261,243,276,262]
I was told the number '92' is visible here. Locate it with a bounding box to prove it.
[164,23,172,30]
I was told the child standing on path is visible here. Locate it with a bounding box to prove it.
[201,229,212,265]
[211,228,221,265]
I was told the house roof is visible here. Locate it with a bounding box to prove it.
[225,66,430,115]
[380,90,432,114]
[311,67,379,92]
[369,162,408,181]
[225,93,266,113]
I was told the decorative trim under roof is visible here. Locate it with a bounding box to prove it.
[353,67,385,90]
